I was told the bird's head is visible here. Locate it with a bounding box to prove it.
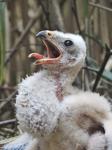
[29,30,86,70]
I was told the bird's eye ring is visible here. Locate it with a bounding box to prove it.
[64,40,73,46]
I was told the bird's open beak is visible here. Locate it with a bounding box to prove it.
[28,31,62,65]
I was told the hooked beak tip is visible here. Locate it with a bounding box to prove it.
[36,31,46,38]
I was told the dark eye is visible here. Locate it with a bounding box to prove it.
[64,40,73,46]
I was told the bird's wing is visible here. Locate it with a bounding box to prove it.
[61,92,112,149]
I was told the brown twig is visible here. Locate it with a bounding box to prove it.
[83,66,98,74]
[38,0,50,25]
[1,128,15,134]
[4,9,41,65]
[0,90,17,110]
[71,0,81,33]
[0,86,16,91]
[82,32,105,49]
[89,2,112,12]
[92,45,112,92]
[0,119,16,127]
[38,0,64,31]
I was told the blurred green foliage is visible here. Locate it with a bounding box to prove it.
[0,2,5,84]
[83,0,89,18]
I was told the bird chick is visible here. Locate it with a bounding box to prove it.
[3,30,112,150]
[16,30,86,139]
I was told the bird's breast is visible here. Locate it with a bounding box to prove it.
[16,72,60,138]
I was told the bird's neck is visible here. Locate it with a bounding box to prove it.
[47,64,82,101]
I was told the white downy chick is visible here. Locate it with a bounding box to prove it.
[3,30,112,150]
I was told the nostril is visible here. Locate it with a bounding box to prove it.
[48,32,52,36]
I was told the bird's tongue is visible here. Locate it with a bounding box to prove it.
[28,51,54,65]
[28,53,45,59]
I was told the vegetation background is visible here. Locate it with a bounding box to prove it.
[0,0,112,142]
